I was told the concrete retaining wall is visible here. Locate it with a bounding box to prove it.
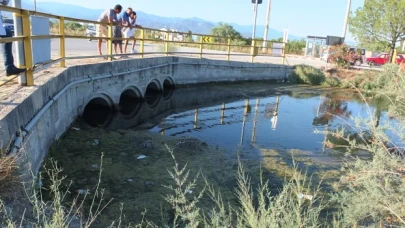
[0,56,292,174]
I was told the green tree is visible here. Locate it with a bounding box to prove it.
[349,0,405,61]
[210,23,243,43]
[186,30,193,42]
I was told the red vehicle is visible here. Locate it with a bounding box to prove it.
[366,53,405,66]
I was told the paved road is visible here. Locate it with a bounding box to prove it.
[0,38,381,77]
[49,39,327,67]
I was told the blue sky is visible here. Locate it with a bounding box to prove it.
[35,0,364,42]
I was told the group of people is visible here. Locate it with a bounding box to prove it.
[0,3,143,78]
[96,4,142,58]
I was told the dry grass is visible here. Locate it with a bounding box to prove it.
[0,154,17,182]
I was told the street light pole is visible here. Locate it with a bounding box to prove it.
[263,0,271,48]
[342,0,351,39]
[251,0,259,40]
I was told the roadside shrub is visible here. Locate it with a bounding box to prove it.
[324,77,341,87]
[328,44,359,68]
[289,64,326,85]
[340,79,352,88]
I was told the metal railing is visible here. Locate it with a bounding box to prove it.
[0,5,286,86]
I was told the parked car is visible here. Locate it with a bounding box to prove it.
[366,53,405,66]
[86,25,96,41]
[2,18,14,36]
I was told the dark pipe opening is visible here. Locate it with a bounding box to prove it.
[163,79,175,99]
[82,97,113,127]
[145,82,162,107]
[119,89,142,116]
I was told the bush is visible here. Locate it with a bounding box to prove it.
[328,44,359,68]
[289,64,326,85]
[323,77,341,87]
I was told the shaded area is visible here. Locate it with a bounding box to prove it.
[82,97,113,127]
[119,89,142,117]
[145,81,162,107]
[163,79,175,100]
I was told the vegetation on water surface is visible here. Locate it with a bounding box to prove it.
[289,64,326,85]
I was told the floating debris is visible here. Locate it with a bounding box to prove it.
[297,193,313,200]
[72,127,81,131]
[91,164,98,169]
[143,140,153,149]
[127,179,134,182]
[137,155,146,160]
[76,189,89,195]
[93,139,100,146]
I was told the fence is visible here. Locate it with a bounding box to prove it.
[0,5,286,87]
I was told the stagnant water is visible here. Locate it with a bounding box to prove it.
[45,83,395,226]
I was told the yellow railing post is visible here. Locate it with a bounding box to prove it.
[199,36,203,59]
[107,23,113,61]
[282,42,286,65]
[227,37,231,61]
[59,17,65,67]
[165,31,169,56]
[251,39,255,63]
[140,28,145,58]
[21,10,34,86]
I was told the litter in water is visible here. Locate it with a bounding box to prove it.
[137,155,146,160]
[297,193,313,200]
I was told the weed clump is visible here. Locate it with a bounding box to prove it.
[290,64,326,85]
[323,77,341,87]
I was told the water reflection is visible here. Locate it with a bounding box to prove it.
[102,85,396,163]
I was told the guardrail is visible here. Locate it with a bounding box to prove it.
[0,5,286,87]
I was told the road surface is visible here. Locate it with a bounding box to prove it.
[0,38,380,78]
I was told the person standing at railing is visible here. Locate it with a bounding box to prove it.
[113,19,123,58]
[117,7,133,58]
[0,0,26,76]
[96,4,123,58]
[122,11,142,54]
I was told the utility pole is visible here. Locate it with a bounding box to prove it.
[342,0,351,39]
[263,0,272,48]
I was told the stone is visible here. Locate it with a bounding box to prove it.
[143,140,153,149]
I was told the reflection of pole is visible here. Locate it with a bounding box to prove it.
[251,98,260,144]
[240,99,249,146]
[161,119,165,135]
[375,109,381,128]
[271,96,280,130]
[316,96,322,117]
[221,103,225,125]
[194,109,199,129]
[322,125,329,153]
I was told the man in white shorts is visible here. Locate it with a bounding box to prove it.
[122,11,142,54]
[96,4,122,58]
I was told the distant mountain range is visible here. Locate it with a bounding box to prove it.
[9,1,303,41]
